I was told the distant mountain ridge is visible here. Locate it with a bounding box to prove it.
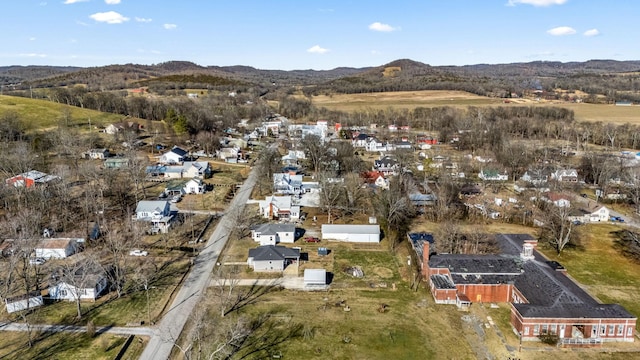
[2,59,640,93]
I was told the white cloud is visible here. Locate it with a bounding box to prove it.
[105,0,121,4]
[163,23,177,30]
[584,28,600,37]
[546,26,576,36]
[64,0,89,4]
[507,0,567,6]
[29,37,36,41]
[89,11,129,24]
[307,45,329,54]
[19,53,47,58]
[135,17,152,23]
[368,22,398,32]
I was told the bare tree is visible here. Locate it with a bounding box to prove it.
[318,173,344,224]
[300,134,328,175]
[538,205,580,254]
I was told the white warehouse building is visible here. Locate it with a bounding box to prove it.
[321,224,381,243]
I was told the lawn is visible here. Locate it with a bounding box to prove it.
[0,330,145,360]
[539,224,640,320]
[0,95,131,131]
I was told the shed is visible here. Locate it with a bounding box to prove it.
[304,269,327,286]
[321,224,380,243]
[34,238,80,259]
[5,292,44,313]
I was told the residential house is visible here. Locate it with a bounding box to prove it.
[135,200,173,233]
[34,238,81,259]
[417,233,636,345]
[568,204,609,223]
[288,121,328,140]
[182,161,211,178]
[321,224,380,243]
[416,134,438,149]
[247,245,300,272]
[281,150,306,165]
[394,137,413,150]
[374,156,400,176]
[251,224,296,246]
[352,133,372,148]
[48,264,108,302]
[105,121,142,135]
[362,171,389,189]
[104,158,129,169]
[520,168,550,186]
[273,173,303,195]
[5,292,44,313]
[551,169,579,182]
[479,169,508,181]
[544,192,571,208]
[160,146,189,164]
[258,196,300,220]
[184,178,205,194]
[409,193,437,207]
[216,147,240,163]
[146,161,210,180]
[83,148,110,160]
[6,170,60,188]
[366,138,394,153]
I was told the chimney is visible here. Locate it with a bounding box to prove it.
[422,241,430,278]
[521,243,534,261]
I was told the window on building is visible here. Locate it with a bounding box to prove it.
[541,324,548,334]
[608,325,614,336]
[533,325,539,335]
[549,324,556,334]
[628,327,633,337]
[600,325,606,336]
[617,325,624,336]
[524,326,529,336]
[60,289,67,297]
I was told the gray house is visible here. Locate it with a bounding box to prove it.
[135,200,173,233]
[247,245,300,272]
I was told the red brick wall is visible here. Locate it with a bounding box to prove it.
[456,283,512,303]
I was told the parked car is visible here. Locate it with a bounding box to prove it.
[304,236,320,243]
[129,249,149,257]
[610,216,625,222]
[29,257,46,265]
[580,193,588,198]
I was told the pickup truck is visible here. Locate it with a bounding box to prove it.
[304,236,320,243]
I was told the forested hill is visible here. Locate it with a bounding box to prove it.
[4,59,640,101]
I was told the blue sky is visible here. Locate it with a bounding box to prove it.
[0,0,636,70]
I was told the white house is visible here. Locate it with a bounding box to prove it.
[48,266,108,302]
[247,245,300,272]
[160,146,189,164]
[551,169,579,182]
[84,148,110,160]
[479,169,508,181]
[273,173,303,194]
[281,150,306,165]
[321,224,381,243]
[34,238,80,259]
[544,192,571,208]
[184,178,206,194]
[216,147,240,163]
[258,196,300,220]
[5,292,44,313]
[251,224,295,246]
[568,204,610,223]
[135,200,173,233]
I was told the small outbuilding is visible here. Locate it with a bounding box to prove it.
[303,269,327,286]
[34,238,81,259]
[5,292,44,313]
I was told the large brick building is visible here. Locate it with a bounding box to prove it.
[410,233,636,346]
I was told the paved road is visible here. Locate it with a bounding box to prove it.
[0,322,153,336]
[139,163,260,360]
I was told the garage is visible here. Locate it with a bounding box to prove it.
[321,224,380,243]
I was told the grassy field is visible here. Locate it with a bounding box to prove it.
[0,331,145,360]
[539,223,640,320]
[311,90,640,125]
[0,95,132,131]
